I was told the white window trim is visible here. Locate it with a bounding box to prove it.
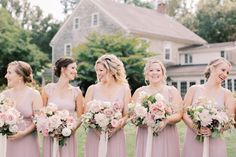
[73,17,80,30]
[91,12,99,27]
[64,43,72,56]
[163,42,172,61]
[184,54,193,64]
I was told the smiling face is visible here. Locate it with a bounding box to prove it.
[61,62,77,81]
[211,62,231,84]
[95,63,111,83]
[5,65,23,88]
[146,62,164,84]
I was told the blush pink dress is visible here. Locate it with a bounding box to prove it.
[4,88,40,157]
[84,84,127,157]
[43,83,80,157]
[183,86,227,157]
[135,86,180,157]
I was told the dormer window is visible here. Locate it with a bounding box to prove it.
[220,50,225,58]
[91,13,99,27]
[74,17,80,30]
[64,43,72,56]
[164,42,172,61]
[184,54,193,64]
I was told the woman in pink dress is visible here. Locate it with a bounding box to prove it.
[42,57,84,157]
[132,58,183,157]
[84,54,131,157]
[3,61,42,157]
[183,57,235,157]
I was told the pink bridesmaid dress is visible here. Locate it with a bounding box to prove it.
[43,83,80,157]
[183,86,227,157]
[135,86,180,157]
[85,85,127,157]
[5,88,40,157]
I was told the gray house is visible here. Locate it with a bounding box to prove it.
[50,0,236,95]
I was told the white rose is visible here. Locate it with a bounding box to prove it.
[0,119,4,127]
[62,127,72,137]
[9,125,18,133]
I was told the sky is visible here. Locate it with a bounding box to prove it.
[28,0,65,21]
[27,0,199,21]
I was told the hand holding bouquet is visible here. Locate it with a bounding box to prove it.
[187,97,235,142]
[128,91,172,135]
[34,103,76,146]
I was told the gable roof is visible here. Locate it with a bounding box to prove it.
[51,0,207,45]
[179,41,236,52]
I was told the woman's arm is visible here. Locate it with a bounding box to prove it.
[182,85,200,134]
[165,86,183,125]
[8,89,43,140]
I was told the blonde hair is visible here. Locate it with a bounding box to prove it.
[8,61,33,83]
[144,58,167,84]
[95,54,127,84]
[204,57,231,79]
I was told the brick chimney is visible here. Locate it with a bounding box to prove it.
[156,0,166,14]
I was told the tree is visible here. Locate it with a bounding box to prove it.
[0,8,49,85]
[74,32,153,94]
[125,0,154,9]
[60,0,80,15]
[194,0,236,42]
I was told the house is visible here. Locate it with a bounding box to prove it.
[50,0,236,95]
[167,41,236,97]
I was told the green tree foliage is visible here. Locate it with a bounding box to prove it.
[125,0,154,9]
[74,33,153,93]
[0,8,48,85]
[194,0,236,42]
[0,0,61,59]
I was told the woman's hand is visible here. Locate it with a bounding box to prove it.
[8,131,26,140]
[92,128,101,137]
[199,127,212,137]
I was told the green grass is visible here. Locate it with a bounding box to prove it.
[74,121,236,157]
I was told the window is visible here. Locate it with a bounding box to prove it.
[64,43,72,56]
[91,13,99,27]
[74,17,80,30]
[234,79,236,91]
[190,81,196,87]
[200,79,205,84]
[184,54,193,64]
[164,42,172,61]
[227,79,232,91]
[180,82,187,97]
[171,82,177,88]
[220,50,225,58]
[184,54,188,63]
[221,80,225,88]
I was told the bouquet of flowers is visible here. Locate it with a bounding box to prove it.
[128,91,172,136]
[82,100,123,157]
[187,97,235,142]
[33,103,76,146]
[0,94,22,136]
[82,100,123,132]
[0,94,22,157]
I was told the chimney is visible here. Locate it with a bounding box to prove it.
[156,0,166,14]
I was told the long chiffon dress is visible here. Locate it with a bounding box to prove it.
[85,84,127,157]
[43,83,80,157]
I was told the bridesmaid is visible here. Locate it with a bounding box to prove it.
[84,54,131,157]
[132,58,183,157]
[42,57,84,157]
[3,61,42,157]
[183,57,235,157]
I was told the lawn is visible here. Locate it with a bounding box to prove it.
[75,121,236,157]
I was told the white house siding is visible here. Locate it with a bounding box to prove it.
[180,52,220,65]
